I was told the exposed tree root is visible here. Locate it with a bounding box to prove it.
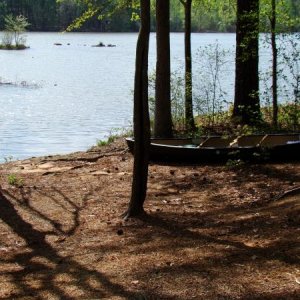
[274,186,300,201]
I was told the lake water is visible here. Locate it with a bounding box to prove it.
[0,32,294,161]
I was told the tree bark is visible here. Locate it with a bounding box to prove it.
[154,0,173,138]
[183,0,196,132]
[233,0,261,125]
[271,0,278,127]
[124,0,150,218]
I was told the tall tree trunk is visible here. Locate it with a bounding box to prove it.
[271,0,278,128]
[154,0,173,138]
[233,0,261,125]
[124,0,151,218]
[183,0,196,132]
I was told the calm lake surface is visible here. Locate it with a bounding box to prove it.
[0,32,289,161]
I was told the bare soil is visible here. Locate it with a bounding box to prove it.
[0,139,299,299]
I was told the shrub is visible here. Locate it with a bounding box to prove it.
[0,14,29,49]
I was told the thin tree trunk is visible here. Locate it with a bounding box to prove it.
[183,0,196,132]
[271,0,278,127]
[154,0,173,138]
[233,0,261,125]
[124,0,150,218]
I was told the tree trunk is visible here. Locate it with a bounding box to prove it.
[233,0,261,125]
[184,0,196,132]
[154,0,173,138]
[124,0,151,218]
[271,0,278,128]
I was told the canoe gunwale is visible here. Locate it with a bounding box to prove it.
[125,136,300,164]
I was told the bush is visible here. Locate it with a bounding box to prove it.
[0,14,29,50]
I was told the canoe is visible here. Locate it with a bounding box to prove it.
[126,134,300,163]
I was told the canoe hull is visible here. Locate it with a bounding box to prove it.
[126,137,300,164]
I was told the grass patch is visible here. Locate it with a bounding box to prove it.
[96,135,118,147]
[96,127,133,147]
[7,174,23,187]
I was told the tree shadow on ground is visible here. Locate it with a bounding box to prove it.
[249,164,300,183]
[133,209,299,263]
[121,189,299,299]
[0,189,165,299]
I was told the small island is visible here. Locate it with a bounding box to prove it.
[0,15,29,50]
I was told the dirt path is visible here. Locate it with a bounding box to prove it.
[0,139,299,299]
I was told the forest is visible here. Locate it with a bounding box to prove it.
[0,0,299,32]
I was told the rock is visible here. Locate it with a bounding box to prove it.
[92,42,105,47]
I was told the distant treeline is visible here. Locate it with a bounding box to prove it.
[0,0,299,32]
[0,0,139,32]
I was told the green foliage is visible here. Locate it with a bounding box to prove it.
[148,39,298,135]
[0,0,7,28]
[277,103,300,131]
[148,69,186,132]
[97,139,110,146]
[96,134,117,146]
[226,158,245,169]
[65,4,99,31]
[64,0,140,32]
[0,43,27,50]
[192,0,236,32]
[96,126,133,146]
[5,14,29,34]
[260,0,300,32]
[7,174,23,187]
[1,14,29,49]
[194,42,233,126]
[260,32,300,130]
[281,34,300,103]
[0,0,299,32]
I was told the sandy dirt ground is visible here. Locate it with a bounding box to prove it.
[0,139,299,299]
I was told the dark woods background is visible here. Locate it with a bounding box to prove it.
[0,0,139,31]
[1,0,298,33]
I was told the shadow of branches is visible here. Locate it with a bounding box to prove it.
[0,188,164,299]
